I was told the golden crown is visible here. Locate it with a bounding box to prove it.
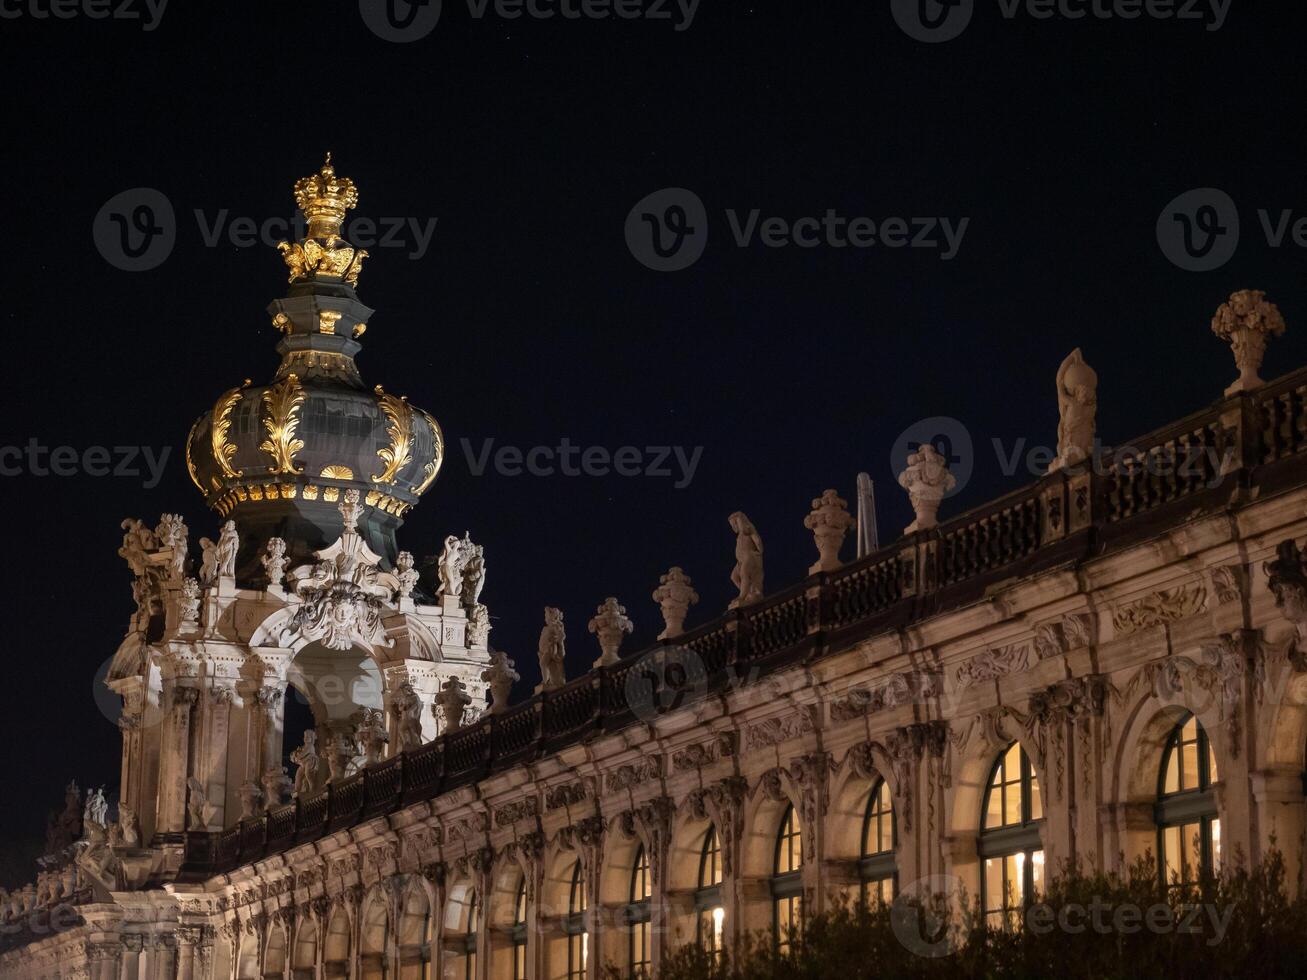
[292,153,359,240]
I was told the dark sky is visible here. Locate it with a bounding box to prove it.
[2,0,1305,880]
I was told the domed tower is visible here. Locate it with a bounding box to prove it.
[185,155,443,578]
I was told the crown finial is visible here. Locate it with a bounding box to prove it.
[276,155,369,287]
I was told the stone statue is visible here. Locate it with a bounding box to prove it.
[1049,348,1098,472]
[115,803,140,847]
[117,519,157,577]
[437,535,464,598]
[897,444,957,534]
[652,567,699,640]
[180,578,202,627]
[467,603,492,648]
[588,597,634,666]
[83,787,108,834]
[435,677,472,732]
[461,538,486,608]
[395,551,420,601]
[804,489,854,573]
[356,708,389,765]
[44,781,82,855]
[216,520,239,578]
[185,777,215,829]
[155,513,189,581]
[1211,288,1286,395]
[393,682,425,750]
[262,767,293,809]
[291,730,323,797]
[198,538,219,586]
[324,724,358,783]
[262,537,289,589]
[481,650,520,715]
[238,782,264,820]
[538,607,567,690]
[728,512,764,609]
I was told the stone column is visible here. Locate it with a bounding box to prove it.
[791,753,831,918]
[158,687,199,834]
[202,687,235,829]
[1250,768,1307,892]
[121,935,142,980]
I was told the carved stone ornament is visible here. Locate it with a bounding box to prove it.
[481,650,520,715]
[537,607,567,690]
[671,732,737,771]
[897,444,956,533]
[956,643,1031,688]
[1111,582,1208,636]
[588,597,634,666]
[1211,288,1286,395]
[804,489,854,573]
[1048,348,1098,472]
[652,566,699,639]
[728,511,764,609]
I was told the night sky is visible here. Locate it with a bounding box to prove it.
[2,0,1306,882]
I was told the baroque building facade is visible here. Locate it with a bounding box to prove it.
[4,165,1307,979]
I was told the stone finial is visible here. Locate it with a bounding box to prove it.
[652,567,699,639]
[436,677,472,732]
[262,767,292,809]
[1212,289,1286,395]
[339,488,363,532]
[481,650,520,715]
[897,444,956,533]
[179,578,202,627]
[262,537,289,590]
[395,551,419,600]
[238,782,264,820]
[727,511,764,609]
[538,607,567,691]
[467,603,491,648]
[1049,348,1098,472]
[356,707,389,765]
[804,489,854,573]
[588,597,634,666]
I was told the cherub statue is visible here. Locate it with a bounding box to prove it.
[290,730,323,797]
[198,537,219,587]
[262,767,293,809]
[262,537,289,589]
[117,519,156,577]
[185,777,213,829]
[727,512,764,608]
[1049,348,1098,472]
[437,535,464,598]
[393,682,425,750]
[461,537,485,607]
[538,607,567,690]
[356,708,390,765]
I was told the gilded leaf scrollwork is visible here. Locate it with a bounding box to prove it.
[414,409,444,495]
[259,375,307,475]
[210,381,250,482]
[372,386,414,485]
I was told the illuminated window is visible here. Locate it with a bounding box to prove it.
[461,893,478,980]
[695,825,725,959]
[397,881,433,980]
[323,906,352,979]
[1157,713,1220,888]
[859,778,897,905]
[980,742,1045,929]
[511,879,527,980]
[263,926,287,980]
[566,862,589,980]
[771,805,803,953]
[626,846,652,978]
[291,919,318,980]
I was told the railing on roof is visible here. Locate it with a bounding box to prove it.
[178,366,1307,879]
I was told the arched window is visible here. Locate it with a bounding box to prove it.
[236,934,261,980]
[980,742,1045,929]
[460,893,478,980]
[565,862,588,980]
[1157,713,1221,887]
[695,826,725,959]
[626,846,652,978]
[323,906,352,979]
[511,879,528,980]
[772,805,803,953]
[396,882,432,980]
[292,919,318,980]
[361,891,390,980]
[263,926,287,980]
[860,778,897,905]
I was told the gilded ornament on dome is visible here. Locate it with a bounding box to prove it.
[259,375,307,475]
[414,409,445,495]
[210,381,250,481]
[372,386,414,485]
